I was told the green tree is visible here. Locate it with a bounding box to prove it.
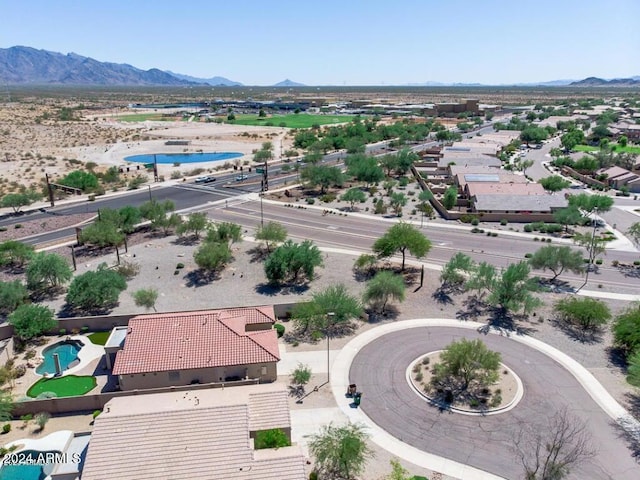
[206,221,243,246]
[362,270,406,314]
[1,190,41,213]
[560,129,585,151]
[8,304,56,340]
[618,135,628,148]
[466,261,542,314]
[254,428,290,449]
[193,242,233,273]
[626,349,640,387]
[345,155,384,186]
[528,246,585,281]
[0,240,34,268]
[341,188,367,211]
[59,170,99,191]
[176,212,209,239]
[388,192,407,216]
[553,206,584,233]
[520,126,548,146]
[309,423,373,480]
[539,176,571,192]
[612,303,640,354]
[440,252,475,289]
[386,459,411,480]
[627,222,640,247]
[430,338,501,395]
[264,240,323,285]
[65,265,127,313]
[379,154,398,177]
[442,186,458,210]
[140,199,178,235]
[0,280,28,316]
[80,220,125,248]
[572,232,606,266]
[291,284,363,335]
[133,288,159,312]
[0,392,13,422]
[394,148,418,175]
[116,206,142,233]
[25,252,72,292]
[353,254,377,277]
[372,222,432,271]
[572,156,599,174]
[301,165,345,193]
[291,363,312,386]
[255,221,287,253]
[514,158,534,177]
[554,297,611,337]
[568,193,613,217]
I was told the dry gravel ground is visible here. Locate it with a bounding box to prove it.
[2,231,638,479]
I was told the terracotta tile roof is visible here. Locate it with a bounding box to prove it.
[221,305,277,324]
[113,308,279,376]
[82,386,305,480]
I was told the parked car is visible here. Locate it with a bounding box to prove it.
[195,176,215,184]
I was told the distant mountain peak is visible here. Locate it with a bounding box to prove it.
[273,79,305,87]
[570,76,640,86]
[0,46,198,86]
[164,71,242,86]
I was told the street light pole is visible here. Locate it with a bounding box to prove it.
[326,312,335,383]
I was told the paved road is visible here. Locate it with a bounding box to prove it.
[349,327,639,479]
[205,200,640,294]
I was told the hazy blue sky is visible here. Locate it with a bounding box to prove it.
[2,0,639,85]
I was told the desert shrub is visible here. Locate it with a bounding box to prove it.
[306,198,315,205]
[500,219,508,226]
[176,263,185,269]
[115,260,140,279]
[1,424,10,434]
[320,193,337,203]
[274,323,285,338]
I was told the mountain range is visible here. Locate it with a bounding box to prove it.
[0,46,637,88]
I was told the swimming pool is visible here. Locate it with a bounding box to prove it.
[0,450,58,480]
[125,152,243,164]
[36,340,83,376]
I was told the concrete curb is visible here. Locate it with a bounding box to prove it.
[331,318,640,480]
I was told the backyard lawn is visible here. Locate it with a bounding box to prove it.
[87,331,111,346]
[228,114,356,129]
[574,144,640,154]
[27,375,97,398]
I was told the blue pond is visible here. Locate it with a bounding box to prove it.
[36,340,82,376]
[125,152,243,164]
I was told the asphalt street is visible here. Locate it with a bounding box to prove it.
[206,200,640,295]
[349,327,639,479]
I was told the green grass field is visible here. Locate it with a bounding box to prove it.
[116,113,177,122]
[87,331,111,346]
[229,114,356,129]
[574,144,640,154]
[27,375,97,398]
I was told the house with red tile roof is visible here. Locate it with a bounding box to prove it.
[112,306,280,390]
[82,384,307,480]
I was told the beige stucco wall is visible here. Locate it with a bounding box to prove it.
[118,362,277,390]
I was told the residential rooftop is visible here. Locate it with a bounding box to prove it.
[82,384,306,480]
[113,307,279,376]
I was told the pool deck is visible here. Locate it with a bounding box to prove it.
[34,335,105,378]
